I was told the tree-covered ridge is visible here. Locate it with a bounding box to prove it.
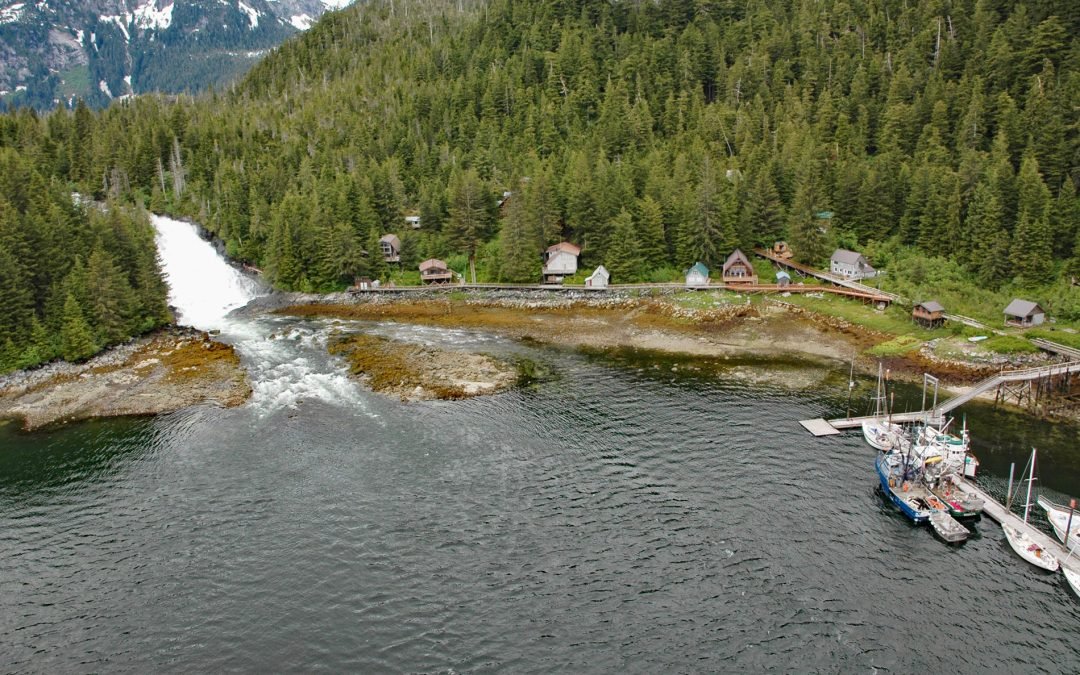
[0,147,171,373]
[3,0,1078,314]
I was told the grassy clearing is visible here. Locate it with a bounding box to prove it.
[1026,329,1080,350]
[981,335,1041,354]
[867,335,923,357]
[668,290,751,310]
[778,293,948,338]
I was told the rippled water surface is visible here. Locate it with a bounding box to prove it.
[2,217,1079,672]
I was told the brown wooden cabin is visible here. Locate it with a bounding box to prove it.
[419,258,453,284]
[913,300,945,328]
[722,249,758,285]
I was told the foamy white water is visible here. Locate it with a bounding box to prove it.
[152,215,371,417]
[152,214,263,331]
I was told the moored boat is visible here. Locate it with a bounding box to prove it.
[876,450,932,524]
[1002,524,1059,571]
[929,509,970,543]
[1037,495,1080,545]
[1064,567,1080,596]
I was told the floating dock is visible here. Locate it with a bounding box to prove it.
[956,478,1080,575]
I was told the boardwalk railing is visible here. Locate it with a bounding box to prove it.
[930,360,1080,416]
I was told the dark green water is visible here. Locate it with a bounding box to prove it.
[2,322,1079,673]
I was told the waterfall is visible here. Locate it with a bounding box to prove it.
[152,215,371,417]
[152,215,263,331]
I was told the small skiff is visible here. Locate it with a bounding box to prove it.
[1003,524,1059,571]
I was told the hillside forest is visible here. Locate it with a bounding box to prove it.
[0,0,1078,372]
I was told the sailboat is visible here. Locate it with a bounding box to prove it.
[1002,449,1060,571]
[862,364,907,451]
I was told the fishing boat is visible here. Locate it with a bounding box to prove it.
[927,479,984,519]
[1036,495,1080,545]
[914,418,979,478]
[876,450,932,524]
[1002,524,1059,571]
[862,364,908,451]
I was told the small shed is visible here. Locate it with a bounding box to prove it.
[1004,299,1045,327]
[379,234,401,263]
[542,242,581,284]
[772,241,794,260]
[722,248,758,285]
[354,277,373,291]
[776,270,791,287]
[419,258,453,284]
[685,262,710,287]
[404,215,421,229]
[830,249,876,279]
[585,265,609,288]
[913,300,945,328]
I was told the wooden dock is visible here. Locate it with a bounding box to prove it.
[956,479,1080,574]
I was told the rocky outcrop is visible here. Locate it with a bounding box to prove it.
[327,333,517,401]
[0,328,250,430]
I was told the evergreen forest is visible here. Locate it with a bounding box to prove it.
[0,148,171,373]
[1,0,1078,371]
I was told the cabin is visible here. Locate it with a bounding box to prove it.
[776,270,791,288]
[542,242,581,284]
[379,234,401,263]
[685,262,710,287]
[830,249,877,280]
[404,215,421,229]
[913,300,946,328]
[772,241,794,260]
[1004,299,1046,327]
[419,258,453,284]
[585,265,609,288]
[722,249,758,285]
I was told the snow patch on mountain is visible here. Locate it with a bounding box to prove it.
[99,79,112,97]
[238,0,259,28]
[289,13,311,29]
[99,14,131,42]
[133,1,174,30]
[321,0,352,8]
[0,3,25,25]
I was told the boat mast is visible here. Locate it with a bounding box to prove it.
[1023,448,1037,524]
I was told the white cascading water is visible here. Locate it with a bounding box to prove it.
[152,215,370,416]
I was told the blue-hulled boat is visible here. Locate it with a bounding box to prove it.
[876,450,932,524]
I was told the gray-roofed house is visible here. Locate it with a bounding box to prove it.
[1004,299,1045,327]
[913,300,946,328]
[722,249,758,285]
[776,270,791,287]
[585,265,609,288]
[830,249,877,280]
[379,234,401,263]
[685,262,710,287]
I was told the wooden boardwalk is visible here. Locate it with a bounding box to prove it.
[930,361,1080,416]
[956,479,1080,574]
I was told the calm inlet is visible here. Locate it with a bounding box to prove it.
[1,217,1078,672]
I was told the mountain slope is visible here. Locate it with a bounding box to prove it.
[0,0,354,108]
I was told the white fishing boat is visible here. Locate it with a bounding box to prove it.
[1037,495,1080,545]
[862,364,908,451]
[1002,524,1059,571]
[1064,567,1080,596]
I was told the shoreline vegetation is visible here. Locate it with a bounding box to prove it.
[272,287,1065,385]
[1,286,1074,427]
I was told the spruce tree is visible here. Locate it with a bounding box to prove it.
[60,293,98,363]
[606,210,643,283]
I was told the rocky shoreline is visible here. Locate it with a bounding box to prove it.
[0,327,250,430]
[328,333,518,401]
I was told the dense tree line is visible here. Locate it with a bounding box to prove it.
[1,0,1078,316]
[0,148,170,373]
